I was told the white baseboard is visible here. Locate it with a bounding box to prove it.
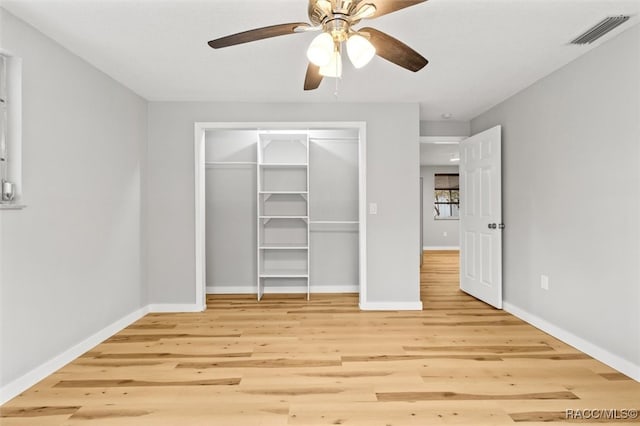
[310,285,358,293]
[0,306,149,405]
[207,285,358,294]
[0,302,209,404]
[148,303,204,313]
[359,301,423,311]
[422,246,460,251]
[0,293,429,405]
[207,285,255,294]
[260,286,308,294]
[503,302,640,382]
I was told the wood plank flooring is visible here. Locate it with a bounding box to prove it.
[2,250,639,425]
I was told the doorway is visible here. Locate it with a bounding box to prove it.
[419,126,504,310]
[419,136,463,252]
[194,122,367,310]
[419,136,463,307]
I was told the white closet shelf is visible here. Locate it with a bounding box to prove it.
[257,131,311,301]
[260,272,309,278]
[260,244,308,250]
[259,163,308,168]
[259,191,308,195]
[259,215,308,219]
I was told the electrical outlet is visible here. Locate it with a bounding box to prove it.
[540,275,549,290]
[369,203,377,215]
[443,231,448,237]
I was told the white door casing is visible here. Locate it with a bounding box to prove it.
[459,125,503,309]
[194,121,367,310]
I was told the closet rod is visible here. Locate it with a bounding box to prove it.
[309,220,359,224]
[205,161,257,166]
[309,137,359,142]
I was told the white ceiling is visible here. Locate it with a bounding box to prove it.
[2,0,639,120]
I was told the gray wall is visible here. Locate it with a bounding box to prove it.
[421,166,460,248]
[420,120,471,137]
[146,102,421,305]
[309,131,359,289]
[0,10,147,386]
[205,130,257,292]
[472,24,640,367]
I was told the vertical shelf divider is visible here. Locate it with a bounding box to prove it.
[305,133,310,300]
[256,132,262,301]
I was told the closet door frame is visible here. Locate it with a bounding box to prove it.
[194,121,367,310]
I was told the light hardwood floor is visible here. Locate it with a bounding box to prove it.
[2,250,639,425]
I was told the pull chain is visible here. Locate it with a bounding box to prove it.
[333,43,341,99]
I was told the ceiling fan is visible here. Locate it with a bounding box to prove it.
[207,0,429,91]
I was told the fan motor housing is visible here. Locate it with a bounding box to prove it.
[324,16,351,41]
[309,0,360,26]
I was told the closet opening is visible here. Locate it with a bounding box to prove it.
[194,122,367,310]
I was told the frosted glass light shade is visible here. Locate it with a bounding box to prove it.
[307,33,334,66]
[347,34,376,68]
[319,51,342,78]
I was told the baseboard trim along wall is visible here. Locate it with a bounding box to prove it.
[504,302,640,382]
[147,304,204,313]
[0,303,209,404]
[310,285,359,293]
[423,246,460,251]
[10,297,634,405]
[206,285,359,294]
[359,301,423,311]
[206,285,254,294]
[0,306,149,405]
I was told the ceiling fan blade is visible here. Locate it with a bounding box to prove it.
[304,63,323,90]
[363,0,427,19]
[208,23,311,49]
[360,27,428,72]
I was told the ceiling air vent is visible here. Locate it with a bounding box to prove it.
[570,15,630,45]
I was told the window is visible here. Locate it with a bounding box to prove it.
[0,51,23,208]
[434,173,459,219]
[0,54,7,173]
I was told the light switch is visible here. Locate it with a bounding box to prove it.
[541,275,549,290]
[369,203,378,215]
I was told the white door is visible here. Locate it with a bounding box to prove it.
[459,125,502,308]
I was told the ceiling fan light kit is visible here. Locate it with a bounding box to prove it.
[346,34,376,68]
[319,49,343,77]
[208,0,429,90]
[307,32,335,66]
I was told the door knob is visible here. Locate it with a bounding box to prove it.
[488,223,497,229]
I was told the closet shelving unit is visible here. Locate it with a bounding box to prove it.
[257,132,310,300]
